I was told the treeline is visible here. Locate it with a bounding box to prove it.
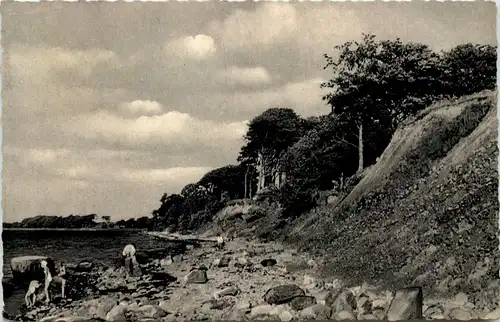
[150,34,496,232]
[5,214,102,229]
[4,214,154,229]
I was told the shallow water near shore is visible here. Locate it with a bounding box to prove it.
[2,229,179,317]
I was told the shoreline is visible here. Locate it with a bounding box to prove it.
[4,235,499,321]
[3,228,146,232]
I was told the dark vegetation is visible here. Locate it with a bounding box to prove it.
[148,34,496,233]
[8,35,496,238]
[4,214,153,230]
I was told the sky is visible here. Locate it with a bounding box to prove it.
[1,1,496,222]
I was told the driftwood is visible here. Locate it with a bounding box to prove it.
[147,232,220,244]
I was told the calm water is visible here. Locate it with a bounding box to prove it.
[2,229,178,317]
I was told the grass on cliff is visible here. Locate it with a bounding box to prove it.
[284,90,498,300]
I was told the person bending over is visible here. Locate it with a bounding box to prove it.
[122,244,141,277]
[25,280,41,308]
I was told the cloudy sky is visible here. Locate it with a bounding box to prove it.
[2,1,496,222]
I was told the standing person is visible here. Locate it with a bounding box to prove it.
[40,260,52,303]
[54,262,67,299]
[122,244,141,277]
[41,260,67,303]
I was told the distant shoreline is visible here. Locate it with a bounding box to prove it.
[2,228,146,232]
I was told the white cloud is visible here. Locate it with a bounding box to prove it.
[210,78,330,117]
[208,3,298,50]
[294,7,364,50]
[7,45,120,82]
[216,66,272,86]
[65,110,248,149]
[117,167,212,184]
[23,148,71,164]
[165,34,217,61]
[120,100,163,116]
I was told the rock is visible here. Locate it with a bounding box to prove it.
[303,275,317,289]
[39,316,91,322]
[160,256,173,266]
[105,302,128,321]
[172,255,183,263]
[385,287,423,321]
[75,297,117,320]
[359,313,378,320]
[307,259,317,268]
[261,259,277,267]
[451,292,469,307]
[214,285,239,299]
[264,284,305,305]
[356,294,373,318]
[332,310,356,320]
[184,269,208,284]
[300,304,332,320]
[158,300,175,314]
[481,307,500,319]
[219,256,231,267]
[279,310,294,321]
[423,304,445,319]
[225,309,249,321]
[129,305,167,319]
[10,256,54,282]
[290,296,317,311]
[448,308,477,320]
[249,304,275,318]
[235,300,252,311]
[210,298,235,310]
[326,289,357,314]
[75,261,94,273]
[236,257,249,267]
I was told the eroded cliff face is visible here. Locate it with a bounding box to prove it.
[288,90,497,299]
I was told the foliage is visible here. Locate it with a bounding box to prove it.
[238,108,306,179]
[198,164,247,200]
[147,35,497,235]
[439,44,496,97]
[6,214,100,229]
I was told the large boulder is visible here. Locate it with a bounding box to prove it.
[10,256,55,282]
[385,287,423,321]
[264,284,305,305]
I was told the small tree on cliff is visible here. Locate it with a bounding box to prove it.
[322,34,441,174]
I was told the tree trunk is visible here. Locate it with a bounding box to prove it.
[257,152,264,194]
[249,174,253,198]
[357,121,364,174]
[244,166,249,199]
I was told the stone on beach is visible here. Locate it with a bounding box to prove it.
[290,296,317,311]
[385,286,423,321]
[263,284,306,305]
[184,269,208,284]
[11,256,55,282]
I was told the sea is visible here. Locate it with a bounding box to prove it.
[2,229,177,317]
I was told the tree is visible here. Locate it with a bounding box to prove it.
[239,108,305,192]
[439,43,496,97]
[322,34,442,173]
[151,193,186,231]
[198,165,246,200]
